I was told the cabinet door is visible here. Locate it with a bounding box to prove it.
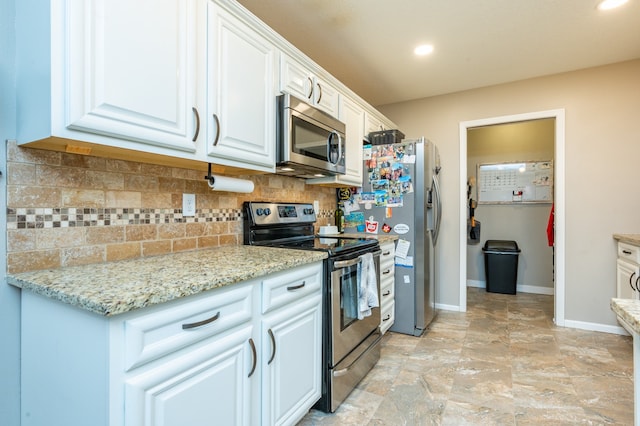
[207,3,276,172]
[312,77,340,118]
[261,294,322,426]
[124,325,255,426]
[65,0,201,153]
[280,54,314,103]
[340,96,364,184]
[280,54,340,118]
[616,259,639,300]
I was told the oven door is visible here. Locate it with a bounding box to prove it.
[330,249,381,365]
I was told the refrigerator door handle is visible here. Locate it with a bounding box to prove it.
[432,175,442,245]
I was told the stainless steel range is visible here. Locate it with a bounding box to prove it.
[243,202,382,413]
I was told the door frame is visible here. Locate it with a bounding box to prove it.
[459,109,565,326]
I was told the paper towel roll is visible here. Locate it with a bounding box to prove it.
[206,175,254,193]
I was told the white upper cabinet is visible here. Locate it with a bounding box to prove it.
[16,0,204,159]
[15,0,395,176]
[364,110,397,139]
[280,53,340,118]
[206,2,277,172]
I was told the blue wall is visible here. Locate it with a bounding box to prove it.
[0,0,21,424]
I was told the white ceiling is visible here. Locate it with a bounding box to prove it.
[236,0,640,106]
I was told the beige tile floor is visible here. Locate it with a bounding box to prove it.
[299,287,634,425]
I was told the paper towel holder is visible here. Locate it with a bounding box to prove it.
[204,163,216,187]
[203,163,254,193]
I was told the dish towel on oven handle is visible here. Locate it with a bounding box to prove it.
[357,252,379,319]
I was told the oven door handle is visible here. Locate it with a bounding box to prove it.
[333,249,382,270]
[333,257,362,269]
[333,332,383,377]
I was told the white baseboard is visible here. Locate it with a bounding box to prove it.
[563,319,630,336]
[466,279,485,289]
[466,280,554,295]
[436,303,462,312]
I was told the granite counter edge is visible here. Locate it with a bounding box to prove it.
[7,248,328,317]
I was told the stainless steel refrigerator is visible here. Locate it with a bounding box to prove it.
[346,137,441,336]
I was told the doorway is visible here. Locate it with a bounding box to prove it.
[459,109,565,326]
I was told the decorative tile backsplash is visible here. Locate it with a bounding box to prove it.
[6,141,337,274]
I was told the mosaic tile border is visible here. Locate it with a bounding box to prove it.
[6,208,336,230]
[6,208,243,229]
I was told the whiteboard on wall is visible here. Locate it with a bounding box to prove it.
[477,161,553,204]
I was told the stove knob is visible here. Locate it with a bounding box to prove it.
[263,208,271,216]
[305,208,314,215]
[256,208,264,216]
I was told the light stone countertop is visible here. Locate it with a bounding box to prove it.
[614,234,640,245]
[611,298,640,334]
[7,246,327,317]
[322,232,399,245]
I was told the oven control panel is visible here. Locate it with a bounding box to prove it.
[245,202,316,226]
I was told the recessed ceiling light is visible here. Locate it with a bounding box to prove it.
[597,0,629,10]
[414,44,434,56]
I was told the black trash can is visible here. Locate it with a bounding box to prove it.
[482,240,520,294]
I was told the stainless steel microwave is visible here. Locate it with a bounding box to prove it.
[276,93,346,178]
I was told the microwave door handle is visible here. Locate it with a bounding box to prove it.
[327,131,341,165]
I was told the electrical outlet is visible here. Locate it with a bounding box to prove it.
[313,200,320,215]
[183,194,196,216]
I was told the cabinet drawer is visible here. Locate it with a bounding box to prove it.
[380,301,395,334]
[123,282,254,371]
[380,262,395,284]
[618,242,640,264]
[380,243,395,264]
[380,279,394,305]
[262,263,322,314]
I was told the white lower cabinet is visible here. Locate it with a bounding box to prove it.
[261,295,322,425]
[20,261,323,426]
[617,241,640,300]
[124,324,253,426]
[379,241,396,334]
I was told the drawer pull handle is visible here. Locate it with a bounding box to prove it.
[383,251,391,256]
[182,311,220,330]
[383,269,392,275]
[248,338,257,378]
[316,82,322,104]
[382,314,391,322]
[382,290,391,296]
[268,329,277,365]
[623,249,633,255]
[192,107,200,142]
[287,281,306,291]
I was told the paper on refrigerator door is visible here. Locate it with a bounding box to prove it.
[396,256,413,268]
[395,239,410,258]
